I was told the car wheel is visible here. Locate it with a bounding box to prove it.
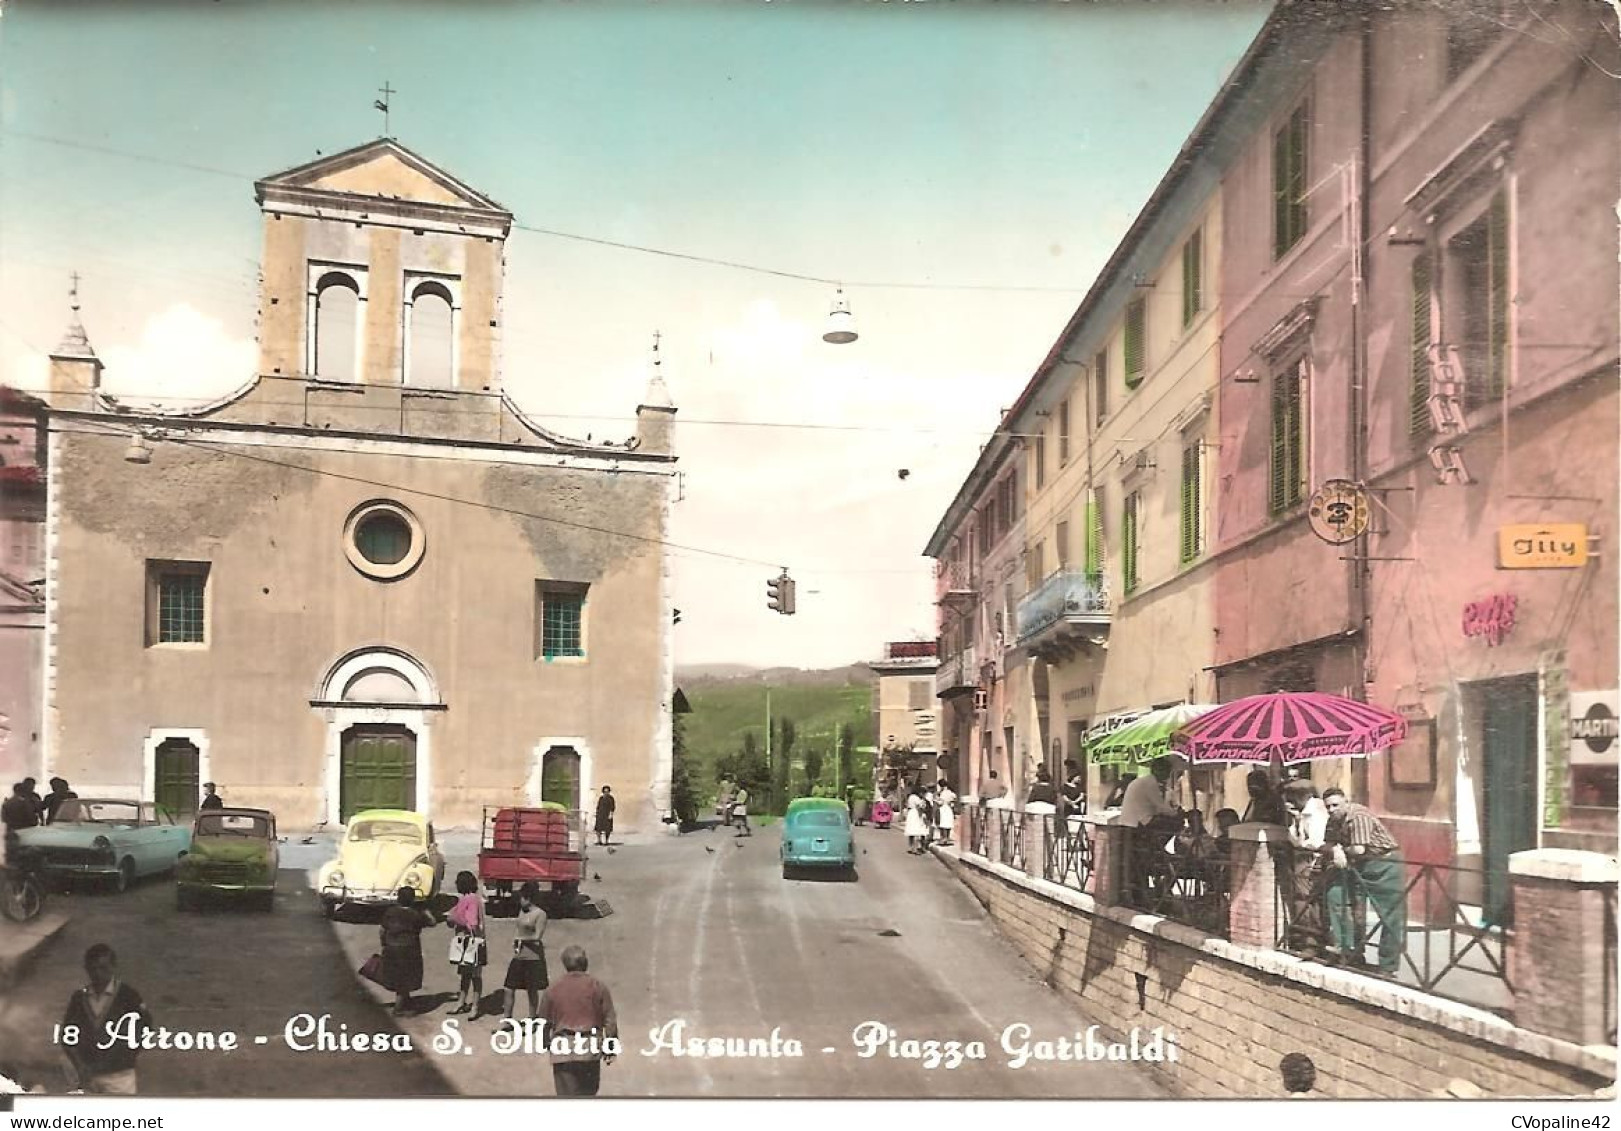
[112,859,136,894]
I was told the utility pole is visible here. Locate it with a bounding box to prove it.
[764,687,774,812]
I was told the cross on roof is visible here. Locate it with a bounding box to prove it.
[375,81,395,137]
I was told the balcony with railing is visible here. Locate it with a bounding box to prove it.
[936,560,979,614]
[935,643,977,699]
[1015,569,1110,662]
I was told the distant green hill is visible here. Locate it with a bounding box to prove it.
[679,672,875,811]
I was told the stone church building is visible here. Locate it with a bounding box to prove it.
[41,139,679,830]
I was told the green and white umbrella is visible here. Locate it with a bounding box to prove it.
[1087,703,1221,766]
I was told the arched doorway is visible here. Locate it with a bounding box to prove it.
[315,647,442,825]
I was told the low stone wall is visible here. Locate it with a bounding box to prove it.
[942,848,1615,1099]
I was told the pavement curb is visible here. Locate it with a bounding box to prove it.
[0,913,70,992]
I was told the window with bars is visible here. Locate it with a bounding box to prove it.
[1273,100,1311,259]
[1268,357,1310,515]
[536,581,588,660]
[1182,228,1203,327]
[1122,492,1141,596]
[1124,300,1146,389]
[1058,398,1070,466]
[146,561,210,646]
[1093,348,1109,426]
[1179,441,1203,564]
[1084,491,1104,589]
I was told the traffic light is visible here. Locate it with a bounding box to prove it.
[766,570,797,615]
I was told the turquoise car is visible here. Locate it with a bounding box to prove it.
[781,798,856,879]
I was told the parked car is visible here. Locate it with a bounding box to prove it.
[177,808,279,911]
[780,797,856,879]
[317,809,445,918]
[18,798,192,892]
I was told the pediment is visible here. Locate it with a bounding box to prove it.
[257,139,507,214]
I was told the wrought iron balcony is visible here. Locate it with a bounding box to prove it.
[935,644,977,698]
[936,560,978,612]
[1015,570,1111,662]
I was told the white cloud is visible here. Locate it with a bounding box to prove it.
[98,303,256,408]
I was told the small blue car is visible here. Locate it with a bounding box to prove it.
[781,798,856,879]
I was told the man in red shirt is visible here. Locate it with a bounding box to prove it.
[539,945,619,1096]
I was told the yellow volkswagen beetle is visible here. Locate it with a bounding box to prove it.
[317,809,445,918]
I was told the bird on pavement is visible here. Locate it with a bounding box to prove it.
[733,841,744,848]
[704,846,716,854]
[592,872,603,882]
[299,836,316,845]
[606,847,616,855]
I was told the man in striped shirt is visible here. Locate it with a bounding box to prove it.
[1322,788,1406,977]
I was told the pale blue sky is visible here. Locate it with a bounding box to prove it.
[0,0,1269,667]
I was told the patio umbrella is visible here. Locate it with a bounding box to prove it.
[1087,703,1221,766]
[1169,691,1408,765]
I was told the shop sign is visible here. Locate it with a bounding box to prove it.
[1570,691,1619,766]
[1498,524,1588,569]
[1462,593,1517,646]
[1307,479,1370,545]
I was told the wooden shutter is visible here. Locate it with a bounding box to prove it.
[1085,491,1104,585]
[1409,255,1433,435]
[1180,442,1202,563]
[1269,367,1291,514]
[1274,102,1309,258]
[1122,493,1139,595]
[1094,349,1109,425]
[1058,398,1070,465]
[1124,300,1145,388]
[1487,191,1509,401]
[1056,520,1070,569]
[1182,230,1202,327]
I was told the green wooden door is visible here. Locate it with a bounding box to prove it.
[153,739,200,820]
[540,747,580,810]
[1482,677,1539,926]
[340,726,417,821]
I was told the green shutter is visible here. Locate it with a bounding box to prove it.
[1274,103,1309,259]
[1180,443,1201,563]
[1409,255,1433,435]
[1084,495,1103,585]
[1122,494,1139,595]
[1487,191,1509,401]
[1094,349,1109,424]
[1269,368,1289,514]
[1182,231,1202,327]
[1124,301,1145,388]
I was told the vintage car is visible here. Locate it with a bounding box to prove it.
[780,797,856,879]
[177,808,279,911]
[18,798,192,892]
[317,809,445,917]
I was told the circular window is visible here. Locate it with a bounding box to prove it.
[343,501,425,580]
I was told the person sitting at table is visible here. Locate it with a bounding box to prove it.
[1118,757,1183,909]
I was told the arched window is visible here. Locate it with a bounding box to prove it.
[406,280,455,388]
[314,272,361,381]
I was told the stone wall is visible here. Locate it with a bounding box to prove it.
[943,848,1614,1098]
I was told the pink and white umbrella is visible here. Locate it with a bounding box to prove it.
[1169,692,1408,765]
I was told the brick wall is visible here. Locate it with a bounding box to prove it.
[944,850,1614,1098]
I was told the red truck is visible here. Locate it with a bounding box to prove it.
[477,804,587,913]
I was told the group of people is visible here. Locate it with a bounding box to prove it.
[1107,759,1408,977]
[716,781,752,836]
[367,876,619,1095]
[3,777,79,864]
[897,779,956,854]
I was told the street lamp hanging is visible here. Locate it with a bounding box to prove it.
[822,287,858,345]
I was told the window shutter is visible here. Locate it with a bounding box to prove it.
[1487,191,1509,401]
[1409,255,1433,435]
[1056,520,1070,569]
[1269,368,1289,514]
[1084,493,1104,585]
[1123,494,1139,595]
[1094,349,1109,425]
[1180,443,1201,563]
[1273,118,1292,258]
[1124,300,1145,388]
[1182,230,1202,327]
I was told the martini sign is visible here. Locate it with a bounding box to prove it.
[1570,691,1619,766]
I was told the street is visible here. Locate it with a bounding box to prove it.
[1,820,1164,1098]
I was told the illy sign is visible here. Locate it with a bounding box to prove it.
[1570,691,1619,766]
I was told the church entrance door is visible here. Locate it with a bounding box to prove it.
[340,725,418,821]
[153,738,201,820]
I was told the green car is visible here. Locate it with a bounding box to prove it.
[177,808,279,911]
[781,798,856,879]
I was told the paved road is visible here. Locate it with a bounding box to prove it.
[2,821,1164,1099]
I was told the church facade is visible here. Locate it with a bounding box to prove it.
[41,139,679,831]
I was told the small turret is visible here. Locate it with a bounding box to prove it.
[48,273,103,410]
[635,330,677,457]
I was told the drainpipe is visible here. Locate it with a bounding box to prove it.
[1352,11,1375,703]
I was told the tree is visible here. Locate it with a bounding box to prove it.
[773,717,796,813]
[803,741,825,798]
[838,723,856,794]
[669,713,699,828]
